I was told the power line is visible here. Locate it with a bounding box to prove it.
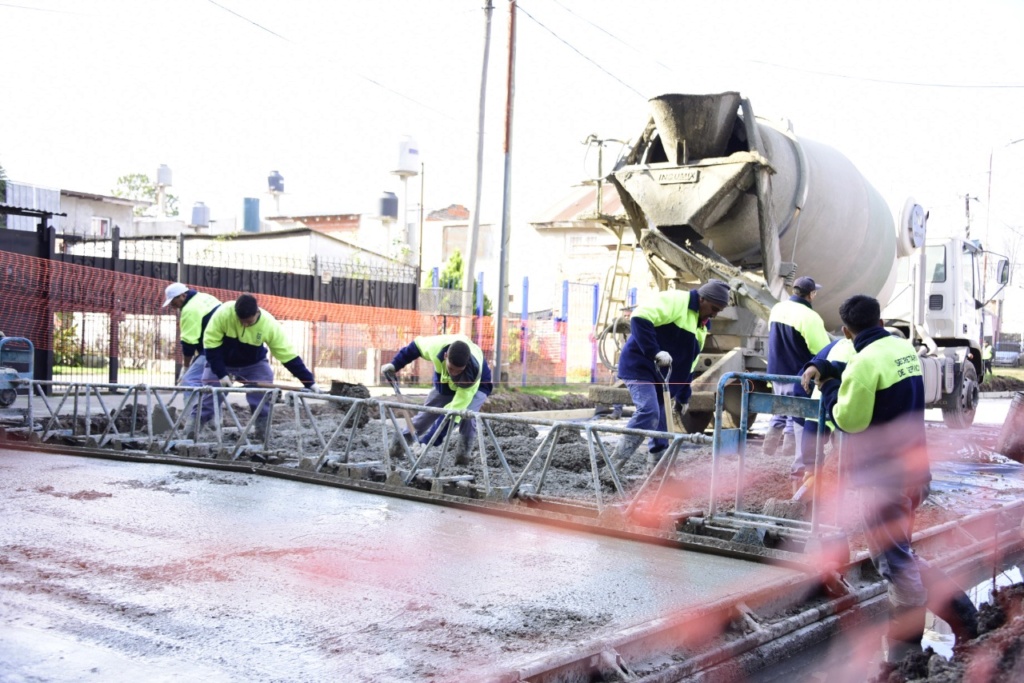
[516,3,646,99]
[204,0,454,119]
[206,0,290,41]
[0,2,78,12]
[547,0,673,73]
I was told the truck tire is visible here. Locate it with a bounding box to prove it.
[680,411,713,434]
[942,363,978,430]
[0,388,15,408]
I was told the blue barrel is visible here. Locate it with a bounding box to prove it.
[243,197,260,232]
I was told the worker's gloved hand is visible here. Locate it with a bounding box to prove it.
[654,351,672,367]
[674,400,689,416]
[218,376,234,388]
[175,369,187,385]
[303,382,323,394]
[381,362,396,376]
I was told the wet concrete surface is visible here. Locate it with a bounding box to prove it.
[0,447,801,682]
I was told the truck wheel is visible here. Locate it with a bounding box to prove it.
[0,388,16,408]
[680,411,713,434]
[942,363,978,430]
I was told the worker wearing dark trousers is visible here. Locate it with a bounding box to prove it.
[803,295,977,663]
[202,294,321,438]
[382,334,492,463]
[611,280,730,469]
[765,277,830,472]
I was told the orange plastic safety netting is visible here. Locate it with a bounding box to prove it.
[0,250,612,389]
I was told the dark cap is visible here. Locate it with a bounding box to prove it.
[793,276,822,293]
[697,279,731,307]
[446,340,471,368]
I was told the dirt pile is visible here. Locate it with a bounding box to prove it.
[980,376,1024,393]
[871,583,1024,682]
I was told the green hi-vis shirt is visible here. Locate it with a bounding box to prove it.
[413,334,485,413]
[203,304,299,375]
[179,292,221,349]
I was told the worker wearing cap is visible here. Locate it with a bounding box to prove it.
[162,283,222,387]
[802,294,977,663]
[764,276,831,477]
[201,294,321,435]
[610,279,730,470]
[163,283,221,430]
[381,334,493,463]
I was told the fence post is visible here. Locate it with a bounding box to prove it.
[521,276,528,387]
[591,283,599,383]
[560,280,569,383]
[176,232,185,283]
[476,271,485,345]
[432,267,439,288]
[108,226,121,385]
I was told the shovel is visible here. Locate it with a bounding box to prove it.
[661,363,678,433]
[383,369,417,438]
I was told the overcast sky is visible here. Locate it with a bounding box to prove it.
[4,0,1024,257]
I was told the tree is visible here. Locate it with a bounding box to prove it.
[112,172,179,217]
[425,249,493,316]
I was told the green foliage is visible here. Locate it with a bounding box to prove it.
[53,313,81,367]
[425,249,493,316]
[112,172,179,217]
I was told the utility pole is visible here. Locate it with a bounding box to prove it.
[463,0,494,334]
[494,0,516,387]
[963,193,978,239]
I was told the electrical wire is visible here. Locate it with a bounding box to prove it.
[205,0,455,119]
[515,3,647,99]
[547,0,674,73]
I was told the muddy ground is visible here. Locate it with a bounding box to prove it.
[11,380,1024,681]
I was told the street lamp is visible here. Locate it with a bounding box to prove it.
[983,137,1024,345]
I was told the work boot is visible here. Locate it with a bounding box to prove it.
[919,560,979,643]
[252,415,269,442]
[779,432,797,459]
[885,604,927,664]
[607,433,644,472]
[389,431,414,460]
[762,425,784,456]
[452,437,472,466]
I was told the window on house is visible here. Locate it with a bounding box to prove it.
[91,217,110,238]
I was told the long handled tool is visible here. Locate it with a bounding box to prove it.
[383,370,417,437]
[230,376,307,391]
[660,364,678,433]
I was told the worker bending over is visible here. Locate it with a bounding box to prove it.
[381,334,492,463]
[201,294,321,438]
[610,279,730,470]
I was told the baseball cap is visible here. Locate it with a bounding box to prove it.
[793,276,822,292]
[162,282,189,307]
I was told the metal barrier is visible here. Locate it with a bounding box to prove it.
[2,379,714,520]
[695,371,844,555]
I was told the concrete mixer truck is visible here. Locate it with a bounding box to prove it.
[605,92,1009,432]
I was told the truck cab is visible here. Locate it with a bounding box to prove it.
[885,236,1009,427]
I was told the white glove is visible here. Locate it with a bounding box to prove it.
[381,363,396,376]
[303,382,323,394]
[675,401,689,416]
[654,351,672,367]
[218,376,234,388]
